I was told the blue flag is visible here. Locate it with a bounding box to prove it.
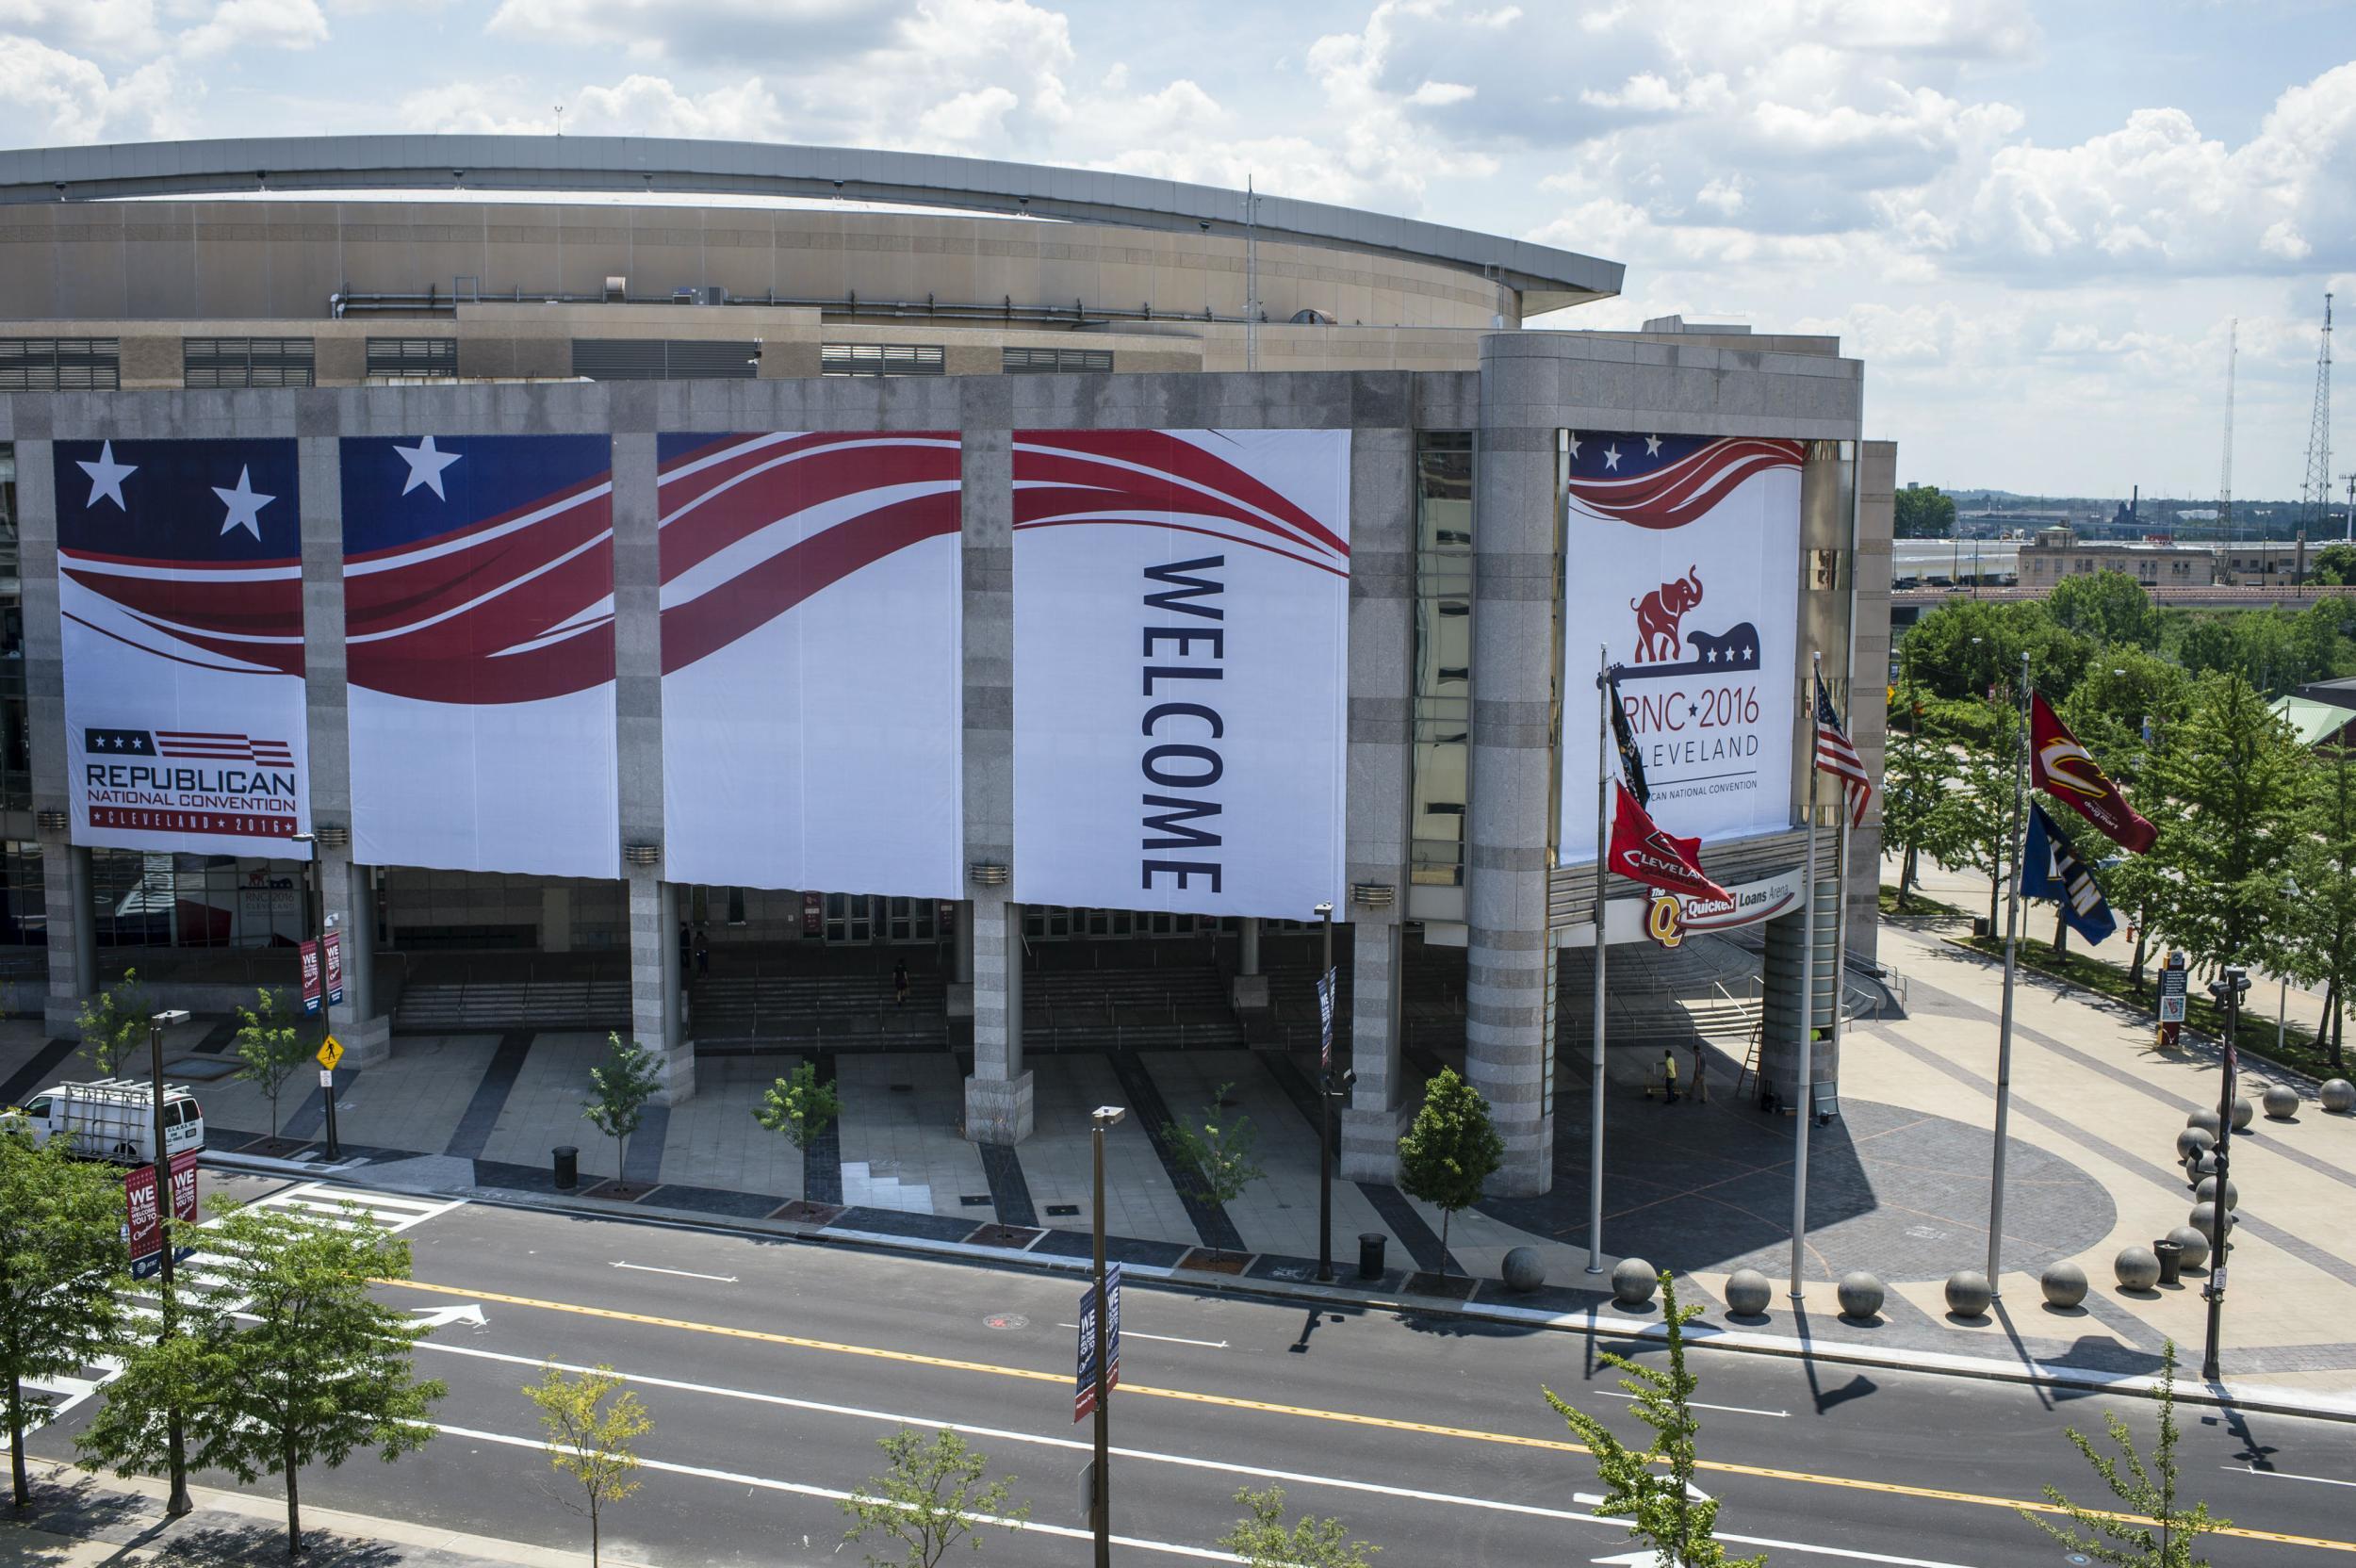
[2021,801,2118,946]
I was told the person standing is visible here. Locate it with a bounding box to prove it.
[1660,1047,1680,1104]
[892,959,910,1008]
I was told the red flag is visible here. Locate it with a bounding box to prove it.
[2030,693,2156,854]
[1606,781,1733,902]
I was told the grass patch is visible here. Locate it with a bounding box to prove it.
[1955,933,2350,1081]
[1880,882,1974,922]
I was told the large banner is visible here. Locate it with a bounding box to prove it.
[1012,430,1350,917]
[1560,432,1804,861]
[658,433,963,895]
[342,434,619,878]
[55,439,312,858]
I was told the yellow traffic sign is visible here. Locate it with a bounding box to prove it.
[317,1036,344,1072]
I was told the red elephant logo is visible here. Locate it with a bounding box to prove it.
[1630,565,1703,662]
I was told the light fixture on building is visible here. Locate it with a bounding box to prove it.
[624,841,662,867]
[1350,882,1396,909]
[35,809,68,834]
[968,860,1009,887]
[313,824,351,850]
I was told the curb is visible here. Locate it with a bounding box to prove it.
[214,1152,2356,1428]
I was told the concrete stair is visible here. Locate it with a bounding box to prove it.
[393,977,630,1033]
[1022,963,1245,1052]
[689,972,949,1048]
[839,1160,933,1214]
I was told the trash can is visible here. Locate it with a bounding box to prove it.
[2153,1239,2184,1287]
[1972,917,1990,938]
[553,1145,580,1192]
[1357,1233,1386,1281]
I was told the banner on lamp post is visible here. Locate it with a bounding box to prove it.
[300,938,322,1016]
[322,924,345,1007]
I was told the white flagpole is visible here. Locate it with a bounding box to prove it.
[1589,642,1612,1276]
[1792,652,1823,1301]
[1988,651,2031,1292]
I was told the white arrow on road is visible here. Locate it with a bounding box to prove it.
[1590,1552,1665,1566]
[410,1303,486,1330]
[1576,1480,1712,1508]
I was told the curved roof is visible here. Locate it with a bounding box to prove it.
[0,135,1623,315]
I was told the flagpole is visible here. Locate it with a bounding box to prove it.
[1988,650,2031,1293]
[1792,652,1822,1301]
[1589,642,1611,1276]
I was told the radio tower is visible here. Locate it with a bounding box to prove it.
[2218,319,2236,539]
[2300,292,2334,537]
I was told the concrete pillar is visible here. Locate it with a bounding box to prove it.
[946,898,976,1018]
[1339,919,1409,1181]
[628,870,690,1097]
[1232,916,1268,1010]
[541,886,574,954]
[1240,918,1261,972]
[1464,339,1562,1195]
[324,854,390,1067]
[1759,875,1840,1105]
[41,841,93,1036]
[966,891,1033,1141]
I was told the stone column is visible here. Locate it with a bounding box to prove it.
[946,898,976,1019]
[1340,918,1407,1181]
[1759,874,1839,1105]
[41,841,92,1037]
[15,432,89,1038]
[1232,917,1268,1010]
[1464,339,1562,1196]
[959,382,1032,1141]
[541,886,574,953]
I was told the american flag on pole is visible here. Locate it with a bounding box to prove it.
[1814,673,1873,828]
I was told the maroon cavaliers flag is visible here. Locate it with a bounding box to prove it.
[1606,782,1733,902]
[2030,693,2157,854]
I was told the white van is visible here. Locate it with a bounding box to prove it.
[8,1079,205,1164]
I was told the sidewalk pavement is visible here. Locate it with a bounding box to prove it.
[0,1460,593,1568]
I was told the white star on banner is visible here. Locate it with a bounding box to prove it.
[1644,434,1662,456]
[77,441,136,511]
[1603,445,1621,470]
[1565,433,1582,459]
[393,433,462,499]
[213,466,276,540]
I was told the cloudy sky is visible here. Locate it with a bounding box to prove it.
[3,0,2351,499]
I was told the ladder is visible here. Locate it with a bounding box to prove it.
[1734,1016,1764,1102]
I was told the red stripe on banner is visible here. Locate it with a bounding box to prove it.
[657,438,962,587]
[660,489,962,674]
[1011,516,1349,579]
[62,612,300,678]
[1014,449,1350,566]
[344,491,613,638]
[1568,438,1806,531]
[59,564,307,674]
[1017,431,1350,562]
[344,469,614,566]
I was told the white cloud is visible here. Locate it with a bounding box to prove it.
[0,0,164,57]
[1408,80,1474,106]
[401,73,787,139]
[485,0,898,60]
[0,35,183,140]
[918,84,1017,141]
[179,0,327,56]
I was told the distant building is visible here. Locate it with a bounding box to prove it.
[2017,529,2215,587]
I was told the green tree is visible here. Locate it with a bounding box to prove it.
[2048,569,2162,651]
[1900,598,2092,702]
[752,1060,843,1152]
[583,1032,663,1192]
[1218,1485,1379,1568]
[74,968,150,1076]
[1893,483,1956,539]
[2146,673,2309,977]
[232,987,309,1148]
[0,1134,135,1512]
[2021,1342,2222,1565]
[2291,746,2356,1070]
[2178,608,2337,697]
[1162,1083,1265,1259]
[78,1200,446,1559]
[840,1426,1027,1567]
[1880,677,1944,910]
[2309,541,2356,586]
[524,1361,651,1568]
[1933,700,2021,934]
[1544,1272,1763,1568]
[1395,1068,1503,1275]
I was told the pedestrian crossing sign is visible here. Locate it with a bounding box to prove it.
[317,1036,344,1071]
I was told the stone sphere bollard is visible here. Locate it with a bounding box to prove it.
[1500,1246,1546,1294]
[2231,1095,2255,1132]
[2115,1245,2162,1291]
[2322,1078,2356,1114]
[1835,1270,1885,1321]
[2174,1126,2215,1163]
[2187,1107,2223,1137]
[2190,1200,2234,1239]
[2264,1084,2300,1120]
[2194,1174,2239,1211]
[2041,1261,2088,1309]
[1944,1269,1993,1318]
[1723,1267,1773,1318]
[1611,1258,1659,1310]
[2190,1150,2221,1179]
[2166,1225,2212,1272]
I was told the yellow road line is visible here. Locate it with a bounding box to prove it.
[384,1276,2356,1555]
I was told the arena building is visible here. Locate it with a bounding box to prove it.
[0,135,1890,1195]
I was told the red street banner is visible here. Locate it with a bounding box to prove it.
[2030,693,2156,854]
[1606,782,1733,903]
[125,1150,200,1280]
[322,926,345,1007]
[300,938,322,1015]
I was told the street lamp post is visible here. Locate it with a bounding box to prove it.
[2202,965,2249,1382]
[289,831,336,1161]
[1313,900,1334,1282]
[1088,1103,1124,1568]
[147,1005,193,1517]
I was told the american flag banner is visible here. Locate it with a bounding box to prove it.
[53,438,313,856]
[658,432,965,896]
[1814,672,1873,827]
[341,434,620,878]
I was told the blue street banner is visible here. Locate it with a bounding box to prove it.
[1073,1262,1123,1421]
[1317,968,1336,1070]
[2021,801,2118,946]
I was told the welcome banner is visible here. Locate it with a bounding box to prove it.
[1560,432,1804,861]
[341,434,619,878]
[657,432,964,896]
[55,438,312,858]
[1012,429,1351,918]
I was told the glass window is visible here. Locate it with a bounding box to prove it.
[1411,432,1474,886]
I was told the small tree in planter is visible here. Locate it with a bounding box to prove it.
[841,1426,1026,1566]
[1396,1068,1502,1277]
[232,988,309,1151]
[583,1034,663,1196]
[525,1361,651,1568]
[74,968,151,1076]
[1162,1082,1264,1262]
[752,1061,843,1152]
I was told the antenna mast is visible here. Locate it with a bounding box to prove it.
[2301,292,2334,537]
[2218,318,2235,540]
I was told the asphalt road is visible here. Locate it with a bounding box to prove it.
[24,1173,2356,1566]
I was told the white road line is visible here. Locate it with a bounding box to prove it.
[427,1422,1243,1562]
[1598,1390,1787,1419]
[611,1261,738,1283]
[1056,1323,1228,1349]
[2228,1463,2356,1489]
